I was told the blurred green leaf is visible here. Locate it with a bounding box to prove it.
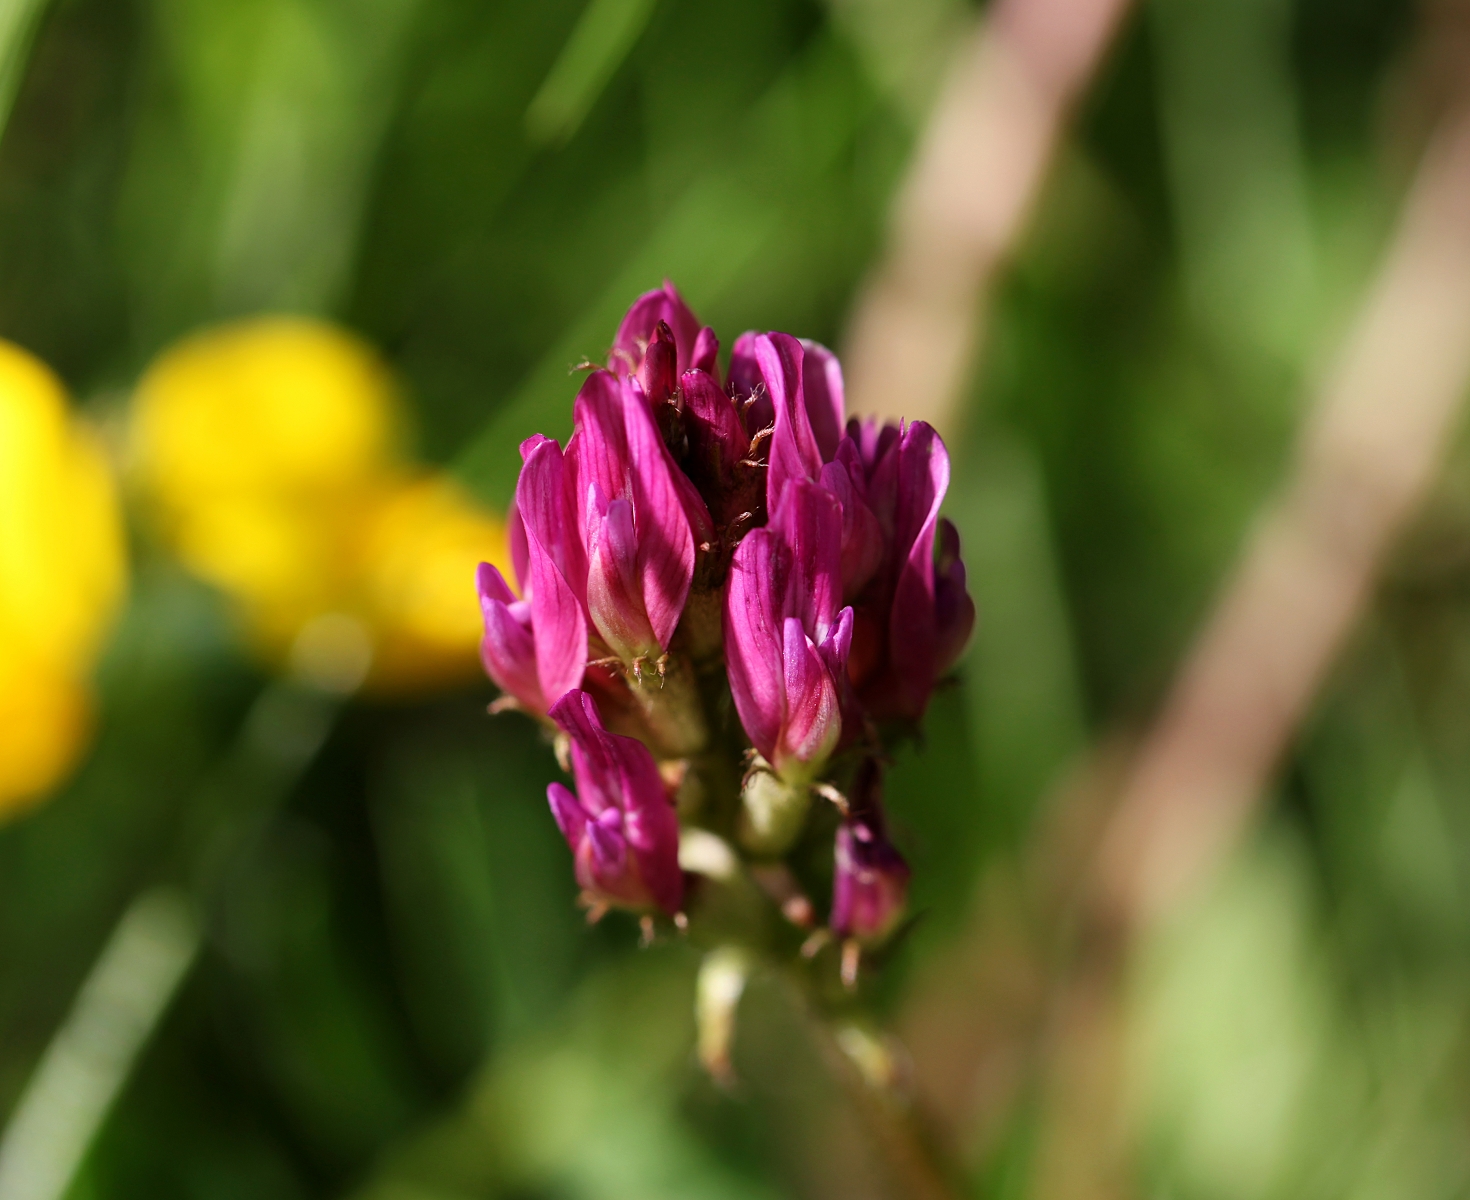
[0,0,50,143]
[524,0,659,146]
[454,28,876,503]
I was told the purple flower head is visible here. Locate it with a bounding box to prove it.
[831,758,910,944]
[547,689,683,914]
[843,420,975,722]
[609,281,717,384]
[725,478,854,782]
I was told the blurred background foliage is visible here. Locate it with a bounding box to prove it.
[1,0,1465,1196]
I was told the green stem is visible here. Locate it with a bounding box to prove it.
[628,654,708,758]
[786,974,965,1200]
[737,770,811,856]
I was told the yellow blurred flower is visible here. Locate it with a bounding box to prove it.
[130,316,509,695]
[358,476,510,691]
[0,342,128,816]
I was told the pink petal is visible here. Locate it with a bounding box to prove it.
[622,384,696,649]
[476,559,516,607]
[507,499,529,595]
[818,605,854,680]
[691,326,720,378]
[549,688,666,821]
[569,372,633,512]
[819,461,884,598]
[820,605,861,740]
[586,497,658,659]
[586,818,627,872]
[760,332,823,515]
[578,822,648,908]
[799,339,845,462]
[860,423,902,542]
[547,782,588,850]
[682,367,746,483]
[622,795,684,915]
[516,437,587,707]
[549,690,619,816]
[570,371,698,653]
[891,423,947,565]
[889,423,950,713]
[724,527,787,764]
[779,617,841,771]
[637,320,678,406]
[478,563,544,712]
[934,519,976,675]
[771,479,843,642]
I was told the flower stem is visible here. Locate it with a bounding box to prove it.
[737,769,811,856]
[628,653,708,758]
[787,974,964,1200]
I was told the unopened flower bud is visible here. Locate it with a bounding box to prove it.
[830,759,909,944]
[609,280,707,382]
[638,319,679,409]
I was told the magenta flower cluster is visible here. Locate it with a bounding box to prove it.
[478,284,973,947]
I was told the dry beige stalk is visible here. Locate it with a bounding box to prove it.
[1028,94,1470,1200]
[894,69,1470,1200]
[841,0,1134,434]
[1093,98,1470,932]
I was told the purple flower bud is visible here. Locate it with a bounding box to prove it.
[609,281,711,383]
[547,689,683,914]
[495,369,714,709]
[831,759,910,944]
[725,478,854,781]
[566,371,702,663]
[637,320,679,409]
[843,420,975,722]
[690,325,720,378]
